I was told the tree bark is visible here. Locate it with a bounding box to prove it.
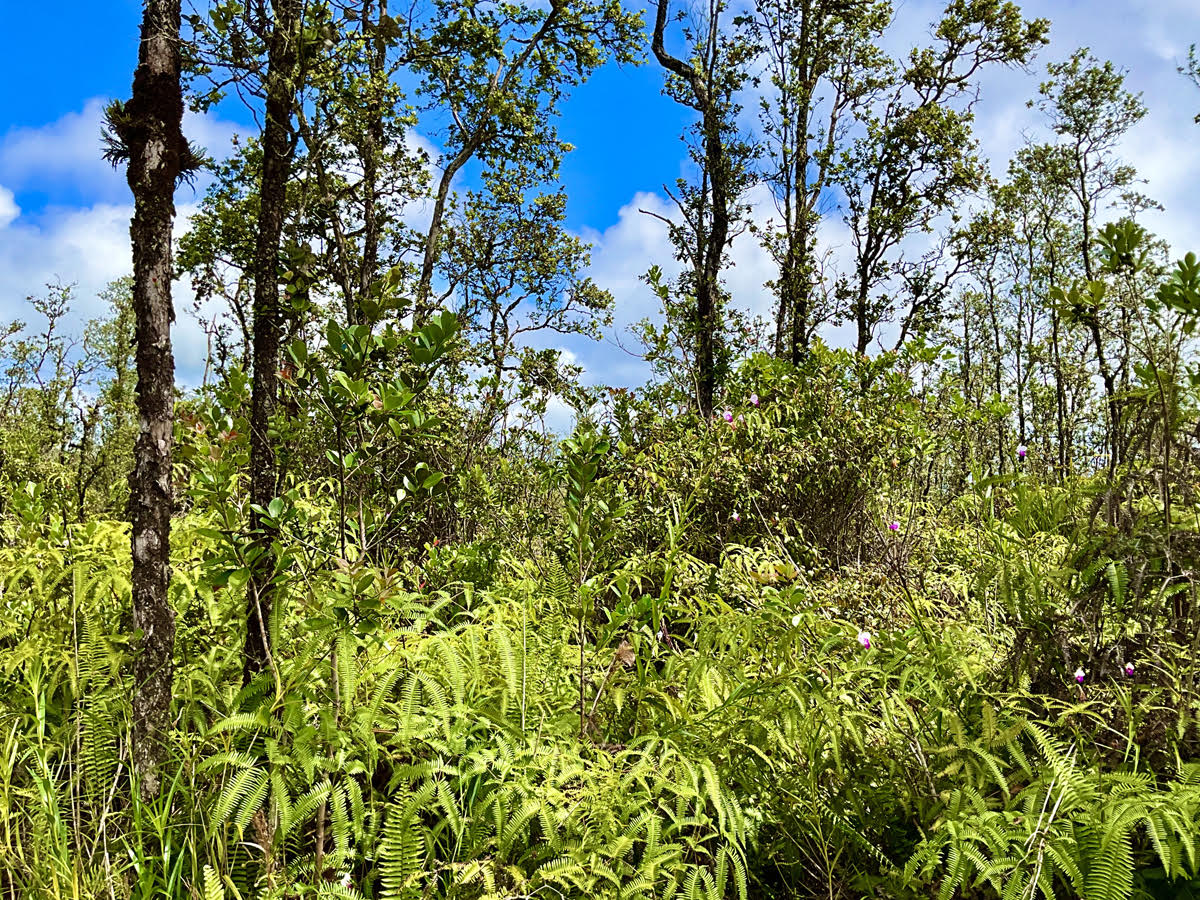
[120,0,187,801]
[355,0,388,325]
[652,0,731,416]
[414,138,480,326]
[778,0,815,365]
[854,276,872,357]
[245,0,302,685]
[698,111,729,417]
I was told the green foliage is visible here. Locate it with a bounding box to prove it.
[8,6,1200,900]
[609,344,920,564]
[906,739,1200,900]
[0,280,137,523]
[4,411,1200,897]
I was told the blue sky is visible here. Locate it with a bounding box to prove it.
[1,0,1198,401]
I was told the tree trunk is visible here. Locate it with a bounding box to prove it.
[245,0,302,685]
[785,0,813,366]
[415,137,481,327]
[120,0,187,801]
[786,223,812,365]
[696,100,729,417]
[855,278,871,357]
[652,0,733,417]
[355,0,388,325]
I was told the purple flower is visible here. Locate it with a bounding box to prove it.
[1074,667,1086,684]
[888,521,900,532]
[723,409,733,423]
[857,630,871,649]
[732,511,741,523]
[1124,662,1135,676]
[750,393,760,407]
[1017,443,1028,460]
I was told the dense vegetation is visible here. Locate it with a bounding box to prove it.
[2,0,1200,898]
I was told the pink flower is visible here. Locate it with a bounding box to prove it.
[750,393,759,407]
[722,410,733,423]
[857,630,871,649]
[1124,662,1135,676]
[732,511,741,523]
[888,521,900,532]
[1017,444,1027,460]
[1074,667,1086,684]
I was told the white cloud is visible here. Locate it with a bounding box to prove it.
[0,199,214,384]
[569,191,681,387]
[0,99,121,199]
[563,185,783,388]
[0,97,239,204]
[976,0,1200,254]
[0,100,243,385]
[569,0,1200,386]
[0,185,17,228]
[0,202,132,320]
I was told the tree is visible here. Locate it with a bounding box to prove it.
[185,0,313,682]
[243,0,305,683]
[840,0,1048,355]
[650,0,757,415]
[441,159,612,442]
[1001,145,1081,472]
[743,0,890,361]
[1034,49,1148,466]
[76,281,140,518]
[290,0,429,327]
[407,0,642,325]
[185,0,637,411]
[104,0,197,799]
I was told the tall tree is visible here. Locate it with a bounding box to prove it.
[651,0,756,415]
[1033,49,1147,466]
[245,0,305,683]
[291,0,428,327]
[994,146,1089,473]
[185,0,313,681]
[743,0,890,362]
[407,0,641,325]
[442,158,612,440]
[840,0,1048,355]
[104,0,197,798]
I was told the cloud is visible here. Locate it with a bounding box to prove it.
[0,202,132,319]
[967,0,1200,254]
[0,185,17,229]
[558,185,783,389]
[568,191,682,388]
[0,100,244,385]
[568,0,1200,386]
[0,99,122,200]
[0,99,450,390]
[0,98,240,207]
[0,197,214,385]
